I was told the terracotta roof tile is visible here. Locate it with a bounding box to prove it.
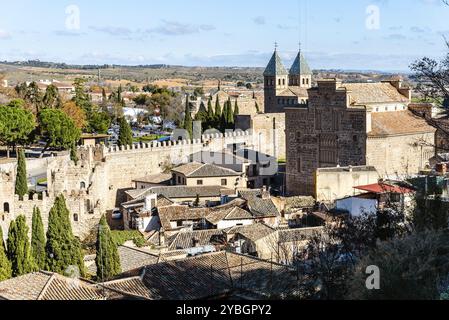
[86,246,159,276]
[103,251,298,300]
[342,83,409,104]
[167,229,225,250]
[369,110,436,137]
[0,272,104,300]
[172,162,241,178]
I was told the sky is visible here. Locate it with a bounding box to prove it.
[0,0,448,71]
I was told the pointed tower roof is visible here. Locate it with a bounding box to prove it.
[290,51,312,75]
[263,50,288,77]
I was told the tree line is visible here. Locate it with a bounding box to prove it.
[182,94,240,137]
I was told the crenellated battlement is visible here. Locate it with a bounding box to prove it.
[77,130,253,157]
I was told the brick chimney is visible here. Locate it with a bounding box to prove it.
[384,77,411,101]
[261,186,271,200]
[159,228,165,246]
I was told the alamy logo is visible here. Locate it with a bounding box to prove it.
[65,5,81,30]
[365,265,380,290]
[365,5,380,30]
[65,265,81,290]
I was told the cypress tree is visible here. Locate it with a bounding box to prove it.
[226,99,234,128]
[193,194,200,207]
[7,215,36,277]
[183,96,193,138]
[234,99,240,117]
[31,207,46,270]
[117,117,133,147]
[195,101,207,122]
[0,226,12,281]
[70,143,79,166]
[95,216,121,282]
[214,95,222,122]
[220,101,228,131]
[45,195,84,276]
[206,97,214,127]
[15,148,28,199]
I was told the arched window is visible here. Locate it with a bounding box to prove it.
[278,79,281,86]
[3,202,10,213]
[80,182,86,189]
[73,214,79,222]
[282,79,285,85]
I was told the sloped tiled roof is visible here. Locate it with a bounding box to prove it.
[369,111,436,137]
[102,251,298,300]
[239,190,280,218]
[132,173,172,185]
[263,51,288,77]
[126,185,234,201]
[102,277,152,300]
[289,51,312,75]
[206,199,254,225]
[158,206,210,231]
[342,83,409,104]
[0,271,104,300]
[226,223,276,242]
[167,229,226,250]
[277,227,324,243]
[172,162,241,178]
[86,246,159,276]
[284,196,316,214]
[278,87,309,98]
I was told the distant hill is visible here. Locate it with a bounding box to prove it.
[0,60,405,88]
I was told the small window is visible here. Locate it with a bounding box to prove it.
[73,214,79,222]
[221,179,228,186]
[197,180,203,186]
[177,221,183,227]
[80,182,86,189]
[282,79,285,85]
[3,202,10,213]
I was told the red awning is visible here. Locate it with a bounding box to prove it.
[354,183,414,194]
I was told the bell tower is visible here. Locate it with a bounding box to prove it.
[289,44,312,88]
[264,43,288,113]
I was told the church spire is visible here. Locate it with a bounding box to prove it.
[289,48,312,76]
[263,46,288,77]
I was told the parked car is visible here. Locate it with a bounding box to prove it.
[111,209,122,220]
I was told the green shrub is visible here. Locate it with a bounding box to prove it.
[110,230,146,248]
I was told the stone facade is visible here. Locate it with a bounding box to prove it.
[286,78,436,196]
